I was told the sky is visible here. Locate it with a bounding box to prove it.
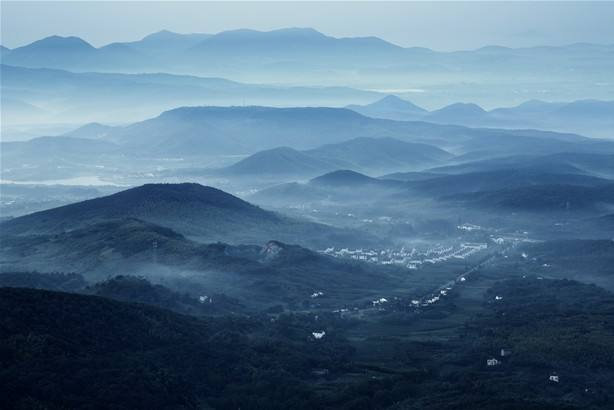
[1,1,614,51]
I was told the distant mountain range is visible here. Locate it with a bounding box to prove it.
[249,164,614,215]
[3,29,612,88]
[348,95,614,138]
[406,169,611,197]
[248,169,407,208]
[2,28,613,114]
[0,183,378,248]
[78,105,612,158]
[219,137,452,177]
[427,152,614,179]
[446,183,614,213]
[1,64,381,129]
[1,28,408,73]
[5,105,614,183]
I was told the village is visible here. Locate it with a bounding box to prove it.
[319,241,489,270]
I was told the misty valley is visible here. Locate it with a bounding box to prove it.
[1,8,614,410]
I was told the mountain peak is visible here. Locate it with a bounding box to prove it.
[202,27,328,45]
[120,183,254,210]
[310,170,377,186]
[23,35,95,51]
[370,95,427,113]
[429,103,487,120]
[441,102,486,113]
[223,146,335,176]
[144,29,178,39]
[0,183,274,238]
[269,27,326,37]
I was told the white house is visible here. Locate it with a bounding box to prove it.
[312,331,326,340]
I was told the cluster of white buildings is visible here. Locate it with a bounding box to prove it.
[457,223,482,232]
[321,243,488,270]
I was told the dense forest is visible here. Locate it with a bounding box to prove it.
[2,274,612,409]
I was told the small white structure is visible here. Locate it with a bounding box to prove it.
[495,296,503,301]
[199,296,211,304]
[312,331,326,340]
[311,291,324,298]
[549,374,560,383]
[372,298,389,306]
[500,349,512,357]
[487,358,501,366]
[459,277,467,282]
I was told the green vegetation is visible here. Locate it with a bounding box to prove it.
[2,276,613,409]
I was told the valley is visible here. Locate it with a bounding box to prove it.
[1,9,614,409]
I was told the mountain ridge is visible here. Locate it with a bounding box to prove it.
[0,183,381,248]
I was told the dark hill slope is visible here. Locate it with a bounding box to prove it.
[447,183,614,212]
[519,239,614,282]
[0,183,372,248]
[0,218,263,279]
[248,170,405,207]
[0,220,407,307]
[407,169,610,197]
[0,287,354,409]
[310,170,387,187]
[0,183,271,234]
[86,275,245,315]
[221,147,339,176]
[429,152,614,178]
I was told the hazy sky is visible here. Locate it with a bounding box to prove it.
[2,1,614,50]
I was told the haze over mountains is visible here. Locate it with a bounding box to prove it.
[5,104,614,190]
[0,64,381,132]
[2,27,614,138]
[0,183,376,248]
[348,95,614,138]
[219,137,453,177]
[3,17,614,410]
[3,28,612,86]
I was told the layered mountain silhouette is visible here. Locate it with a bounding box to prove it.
[1,217,407,306]
[349,96,614,138]
[447,183,614,212]
[0,183,378,248]
[346,95,427,120]
[405,169,611,197]
[220,137,452,177]
[87,105,611,159]
[310,170,384,187]
[8,104,614,186]
[0,28,411,75]
[428,152,614,178]
[250,166,614,213]
[249,170,405,207]
[3,29,612,84]
[0,64,380,127]
[3,28,612,133]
